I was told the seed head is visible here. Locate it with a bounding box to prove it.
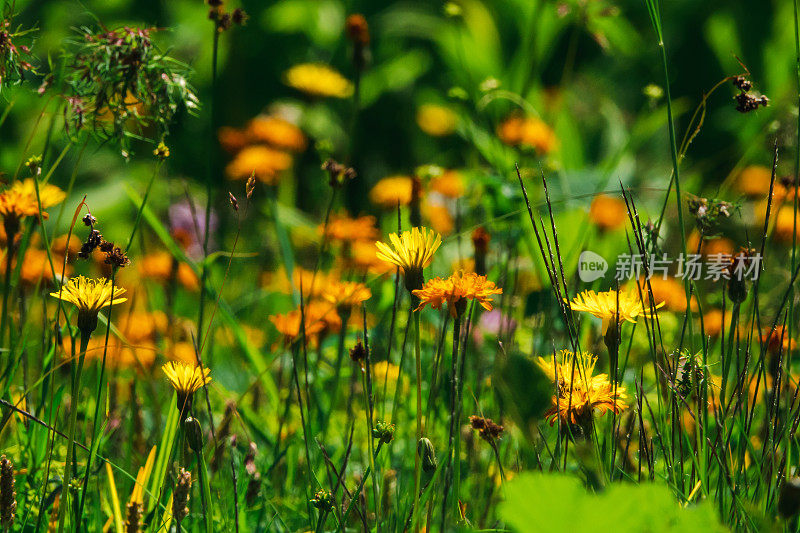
[0,455,16,530]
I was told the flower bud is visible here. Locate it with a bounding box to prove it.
[184,416,204,453]
[417,438,437,474]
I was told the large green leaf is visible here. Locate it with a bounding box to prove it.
[499,473,727,532]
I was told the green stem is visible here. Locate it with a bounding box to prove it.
[58,327,91,533]
[341,442,384,524]
[360,366,379,529]
[76,273,119,522]
[412,310,423,533]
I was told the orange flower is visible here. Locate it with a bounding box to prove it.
[761,325,796,355]
[291,268,338,299]
[589,194,627,231]
[225,146,292,184]
[218,126,248,154]
[322,280,372,309]
[246,116,307,152]
[497,115,558,154]
[269,301,340,345]
[735,165,774,197]
[640,277,697,313]
[369,176,414,208]
[321,213,379,243]
[139,251,199,291]
[413,270,502,318]
[0,248,71,288]
[422,202,454,235]
[430,170,465,198]
[701,309,729,338]
[348,241,394,275]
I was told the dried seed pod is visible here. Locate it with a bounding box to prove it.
[125,501,142,533]
[0,455,16,530]
[172,468,192,525]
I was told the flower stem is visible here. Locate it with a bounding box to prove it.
[412,310,423,533]
[58,328,90,533]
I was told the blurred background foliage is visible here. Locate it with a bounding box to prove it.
[3,0,795,223]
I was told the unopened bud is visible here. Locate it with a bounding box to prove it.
[184,416,204,453]
[417,438,437,474]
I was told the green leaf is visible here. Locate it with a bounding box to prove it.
[499,473,727,532]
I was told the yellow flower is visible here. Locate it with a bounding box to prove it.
[50,276,127,332]
[284,63,353,98]
[372,361,400,383]
[413,270,502,318]
[322,280,372,309]
[735,165,774,197]
[162,361,211,412]
[567,289,662,333]
[589,194,627,231]
[369,176,414,208]
[225,145,292,184]
[375,227,441,291]
[0,178,66,232]
[416,104,458,137]
[537,350,627,426]
[246,115,307,152]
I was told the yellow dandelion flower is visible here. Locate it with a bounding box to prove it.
[589,194,627,231]
[0,178,66,233]
[246,115,307,152]
[416,104,458,137]
[369,176,414,209]
[285,63,353,98]
[537,350,627,427]
[375,227,441,291]
[567,289,662,333]
[50,275,127,333]
[225,145,292,184]
[413,270,502,318]
[162,361,211,412]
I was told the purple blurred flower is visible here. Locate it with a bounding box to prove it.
[169,199,218,260]
[473,308,516,347]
